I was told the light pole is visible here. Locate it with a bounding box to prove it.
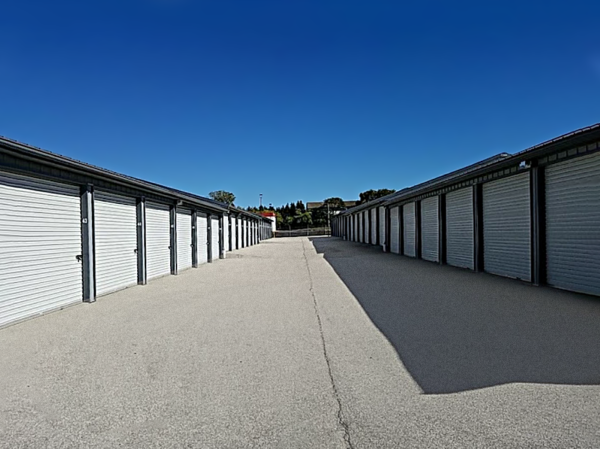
[259,193,263,208]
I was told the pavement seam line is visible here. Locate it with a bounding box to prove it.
[301,239,354,449]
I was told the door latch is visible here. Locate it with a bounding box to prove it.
[76,255,83,262]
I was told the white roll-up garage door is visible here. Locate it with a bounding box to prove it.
[420,196,439,262]
[378,207,385,247]
[237,218,242,248]
[95,191,138,296]
[222,214,228,256]
[146,202,171,280]
[231,217,237,251]
[0,172,83,328]
[545,152,600,296]
[177,208,192,271]
[403,203,416,257]
[197,214,208,264]
[211,217,220,260]
[390,207,400,254]
[371,208,377,244]
[483,172,531,281]
[445,188,474,269]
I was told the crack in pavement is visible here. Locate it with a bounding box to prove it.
[301,239,354,449]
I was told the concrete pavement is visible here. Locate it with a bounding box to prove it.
[1,237,599,448]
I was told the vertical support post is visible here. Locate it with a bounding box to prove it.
[415,201,421,259]
[207,215,213,262]
[473,184,484,272]
[170,205,178,274]
[80,184,95,302]
[384,207,390,252]
[376,207,380,246]
[192,211,198,268]
[399,206,404,255]
[219,215,225,259]
[136,197,147,285]
[228,216,233,251]
[438,194,446,265]
[530,164,545,286]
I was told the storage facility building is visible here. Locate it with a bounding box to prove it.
[0,136,273,328]
[332,123,600,298]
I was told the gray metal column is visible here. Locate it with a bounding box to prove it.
[136,197,147,285]
[207,215,213,263]
[530,164,545,286]
[219,215,225,259]
[473,184,484,272]
[170,205,177,274]
[415,201,421,259]
[80,184,95,302]
[192,211,198,268]
[439,194,446,265]
[384,208,390,252]
[228,216,232,251]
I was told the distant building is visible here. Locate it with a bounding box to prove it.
[306,200,358,210]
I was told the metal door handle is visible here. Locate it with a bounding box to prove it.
[134,249,138,254]
[76,255,83,262]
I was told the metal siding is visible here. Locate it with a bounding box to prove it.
[176,209,192,271]
[95,191,138,296]
[371,209,377,244]
[483,172,531,281]
[0,172,82,328]
[197,214,208,264]
[390,207,400,254]
[403,203,416,257]
[231,217,237,251]
[545,152,600,295]
[420,196,439,262]
[378,207,385,247]
[445,188,474,269]
[146,202,171,280]
[222,214,228,256]
[211,217,219,260]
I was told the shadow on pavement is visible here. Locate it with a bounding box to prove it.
[309,237,600,394]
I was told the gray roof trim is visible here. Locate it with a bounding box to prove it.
[0,135,229,213]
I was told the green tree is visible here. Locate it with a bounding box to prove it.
[209,190,236,206]
[323,197,346,210]
[358,189,395,204]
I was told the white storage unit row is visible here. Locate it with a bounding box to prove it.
[197,214,209,264]
[176,208,192,271]
[420,196,439,262]
[231,216,237,251]
[378,207,385,247]
[371,208,377,244]
[94,191,138,296]
[222,214,228,257]
[0,172,83,328]
[403,203,416,257]
[390,206,400,254]
[483,172,531,281]
[146,202,171,280]
[545,152,600,296]
[211,217,220,260]
[445,188,474,270]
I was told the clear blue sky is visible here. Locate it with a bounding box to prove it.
[1,1,599,208]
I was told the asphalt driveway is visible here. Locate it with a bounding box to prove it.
[1,237,599,448]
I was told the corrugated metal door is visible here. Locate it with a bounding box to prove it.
[237,218,242,248]
[445,188,474,269]
[146,202,171,280]
[176,208,192,271]
[197,214,208,264]
[420,196,439,262]
[403,203,416,257]
[95,191,138,296]
[211,217,220,260]
[378,207,385,247]
[371,208,377,244]
[390,207,400,254]
[222,214,228,256]
[483,172,531,281]
[545,152,600,295]
[0,172,82,328]
[231,217,237,251]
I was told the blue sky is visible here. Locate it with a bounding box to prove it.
[1,1,599,208]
